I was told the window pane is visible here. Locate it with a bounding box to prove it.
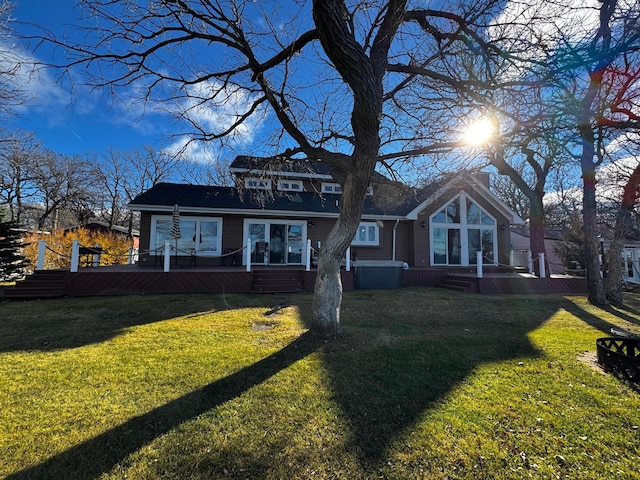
[448,229,461,264]
[446,198,460,223]
[358,226,367,241]
[433,228,446,264]
[154,219,172,250]
[481,211,494,225]
[287,224,303,263]
[482,229,494,263]
[177,220,196,251]
[432,209,446,223]
[199,221,219,253]
[467,200,480,224]
[368,226,376,242]
[468,229,480,264]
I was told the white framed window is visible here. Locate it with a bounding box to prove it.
[352,222,380,246]
[245,177,272,190]
[278,179,303,192]
[430,192,496,266]
[151,215,223,256]
[321,182,342,194]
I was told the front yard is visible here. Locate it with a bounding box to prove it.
[1,288,639,479]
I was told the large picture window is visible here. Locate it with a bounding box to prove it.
[151,216,222,256]
[430,193,496,266]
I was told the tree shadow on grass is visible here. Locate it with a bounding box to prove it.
[561,298,637,335]
[0,294,281,353]
[6,331,323,480]
[317,291,562,466]
[6,291,582,478]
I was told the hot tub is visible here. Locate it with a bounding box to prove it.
[353,260,405,289]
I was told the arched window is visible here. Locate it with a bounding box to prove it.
[430,192,497,266]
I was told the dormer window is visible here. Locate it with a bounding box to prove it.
[278,179,303,192]
[321,182,342,194]
[245,177,272,190]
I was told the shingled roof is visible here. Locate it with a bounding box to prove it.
[229,155,390,183]
[129,183,420,217]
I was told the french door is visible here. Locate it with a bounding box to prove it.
[245,220,305,265]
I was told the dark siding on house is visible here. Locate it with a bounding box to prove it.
[221,216,244,252]
[414,212,431,267]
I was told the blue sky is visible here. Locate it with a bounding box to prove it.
[11,0,253,163]
[11,1,165,156]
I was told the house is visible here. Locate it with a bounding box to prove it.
[65,221,140,250]
[128,156,523,278]
[510,226,565,274]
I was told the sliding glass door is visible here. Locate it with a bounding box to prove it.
[245,220,306,265]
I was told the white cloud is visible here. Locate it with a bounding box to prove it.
[164,135,220,164]
[489,0,601,59]
[0,41,70,116]
[177,79,267,145]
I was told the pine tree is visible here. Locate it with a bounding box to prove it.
[0,218,29,281]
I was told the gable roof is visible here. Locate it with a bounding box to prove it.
[405,173,524,225]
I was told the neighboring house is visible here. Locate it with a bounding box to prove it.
[128,156,523,271]
[65,221,140,250]
[510,226,565,274]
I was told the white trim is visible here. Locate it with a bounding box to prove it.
[230,167,333,180]
[242,218,307,265]
[130,203,406,221]
[150,215,223,256]
[429,192,497,266]
[245,177,272,190]
[406,173,524,225]
[321,182,342,194]
[277,179,303,192]
[351,221,380,246]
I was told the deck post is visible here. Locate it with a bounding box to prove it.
[128,246,134,264]
[527,250,533,274]
[539,252,546,278]
[93,244,101,267]
[36,240,46,270]
[306,239,311,271]
[246,238,251,272]
[346,246,351,271]
[509,249,514,267]
[477,251,483,278]
[70,240,80,272]
[164,241,171,272]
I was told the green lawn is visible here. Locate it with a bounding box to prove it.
[1,289,640,479]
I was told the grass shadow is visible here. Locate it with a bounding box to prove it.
[4,290,586,477]
[560,298,635,336]
[0,294,284,353]
[6,331,323,480]
[319,289,559,465]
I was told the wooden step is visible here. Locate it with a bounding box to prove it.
[438,275,478,293]
[3,270,68,299]
[251,270,304,293]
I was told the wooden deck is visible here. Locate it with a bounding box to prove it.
[4,265,587,299]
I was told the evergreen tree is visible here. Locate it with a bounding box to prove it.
[0,217,29,280]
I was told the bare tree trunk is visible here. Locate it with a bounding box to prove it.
[529,197,548,276]
[312,168,373,337]
[308,0,405,336]
[582,161,606,305]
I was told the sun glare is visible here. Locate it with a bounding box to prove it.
[463,118,495,145]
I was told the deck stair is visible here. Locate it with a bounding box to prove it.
[251,269,304,293]
[438,274,479,293]
[3,270,68,299]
